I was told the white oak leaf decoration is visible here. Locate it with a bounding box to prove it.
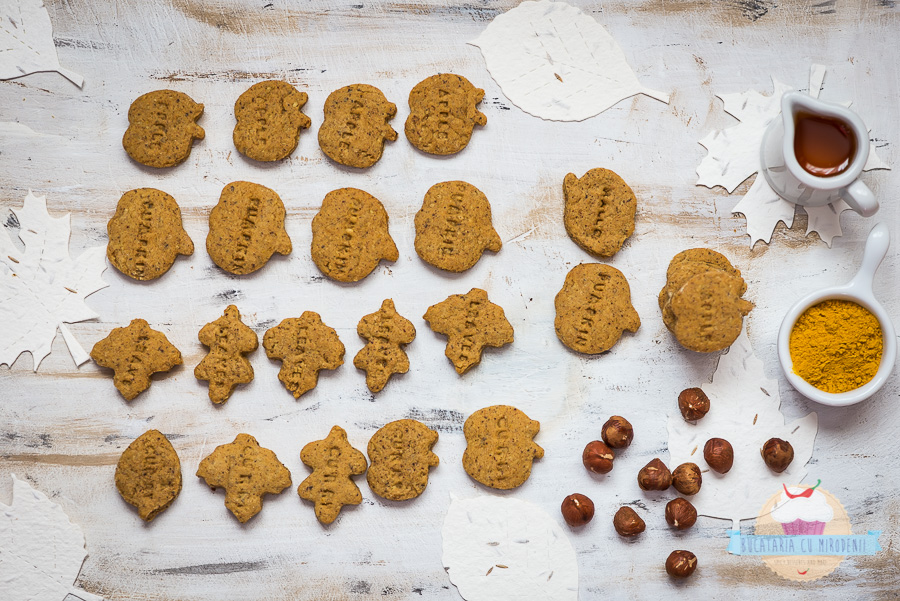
[0,190,108,370]
[0,474,103,601]
[697,64,889,247]
[442,494,578,601]
[667,331,818,530]
[0,0,83,87]
[470,0,669,121]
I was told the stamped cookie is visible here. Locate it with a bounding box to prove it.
[298,426,367,524]
[318,84,397,168]
[554,263,640,354]
[196,433,292,523]
[670,271,753,353]
[233,80,311,162]
[463,405,544,490]
[107,188,194,280]
[194,305,259,404]
[366,419,439,501]
[207,181,292,275]
[115,429,182,521]
[91,319,183,401]
[263,311,345,398]
[563,168,636,258]
[353,299,416,393]
[311,188,398,282]
[122,90,205,168]
[414,181,501,272]
[404,73,487,155]
[423,288,513,374]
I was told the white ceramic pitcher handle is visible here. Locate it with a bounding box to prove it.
[841,180,879,217]
[848,222,890,293]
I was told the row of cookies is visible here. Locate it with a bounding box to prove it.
[117,405,542,524]
[90,292,513,402]
[107,181,501,281]
[122,74,486,169]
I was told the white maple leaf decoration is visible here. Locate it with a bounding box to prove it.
[0,475,103,601]
[697,65,889,247]
[0,191,107,370]
[667,331,818,530]
[0,0,84,87]
[470,0,669,122]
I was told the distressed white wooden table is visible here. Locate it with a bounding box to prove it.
[1,1,898,600]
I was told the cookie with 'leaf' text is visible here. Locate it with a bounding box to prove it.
[194,305,258,404]
[353,299,415,392]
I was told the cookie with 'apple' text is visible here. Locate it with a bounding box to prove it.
[318,83,397,168]
[405,73,486,155]
[233,80,311,162]
[122,90,204,168]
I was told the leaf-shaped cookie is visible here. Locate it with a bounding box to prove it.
[194,305,259,404]
[263,311,344,398]
[115,429,182,521]
[298,425,367,524]
[353,299,415,392]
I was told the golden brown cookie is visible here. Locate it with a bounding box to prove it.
[353,299,416,393]
[207,181,292,275]
[563,168,636,258]
[423,288,513,374]
[196,433,291,523]
[106,188,194,281]
[366,419,439,501]
[462,405,544,490]
[115,429,181,522]
[554,263,640,354]
[263,311,345,398]
[318,84,397,168]
[298,425,367,524]
[670,271,754,353]
[404,73,487,155]
[233,80,311,162]
[310,188,398,282]
[122,90,204,168]
[194,305,259,404]
[414,181,501,272]
[91,319,183,401]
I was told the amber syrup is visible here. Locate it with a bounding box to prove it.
[793,111,857,177]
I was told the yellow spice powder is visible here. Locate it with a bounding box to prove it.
[789,299,883,393]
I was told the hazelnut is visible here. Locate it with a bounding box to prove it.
[613,506,645,536]
[637,458,672,491]
[672,462,702,495]
[601,415,634,449]
[666,550,698,578]
[703,438,734,473]
[678,388,710,421]
[561,493,594,527]
[665,498,698,530]
[582,440,615,474]
[761,438,794,473]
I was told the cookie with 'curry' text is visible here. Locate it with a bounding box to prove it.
[194,305,259,404]
[311,188,398,282]
[318,83,397,168]
[207,181,292,275]
[106,188,194,281]
[298,425,367,524]
[263,311,345,398]
[405,73,486,155]
[669,270,753,353]
[563,168,636,258]
[463,405,543,490]
[115,429,182,522]
[122,90,204,168]
[233,80,311,162]
[366,419,439,501]
[353,299,416,393]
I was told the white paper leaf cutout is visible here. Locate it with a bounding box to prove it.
[0,475,103,601]
[0,0,83,87]
[666,331,818,530]
[469,0,669,122]
[442,494,578,601]
[0,190,108,370]
[697,65,889,247]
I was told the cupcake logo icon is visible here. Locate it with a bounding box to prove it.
[771,481,833,535]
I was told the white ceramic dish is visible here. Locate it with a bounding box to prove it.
[778,222,896,406]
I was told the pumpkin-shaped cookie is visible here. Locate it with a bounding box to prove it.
[233,80,311,162]
[463,405,543,490]
[122,90,204,168]
[318,84,397,168]
[405,73,486,155]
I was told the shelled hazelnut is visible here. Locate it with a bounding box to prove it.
[672,462,702,495]
[678,388,710,421]
[666,550,698,578]
[665,498,698,530]
[582,440,615,474]
[637,458,672,491]
[613,506,645,536]
[561,493,594,527]
[704,438,734,474]
[761,438,794,473]
[601,415,634,449]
